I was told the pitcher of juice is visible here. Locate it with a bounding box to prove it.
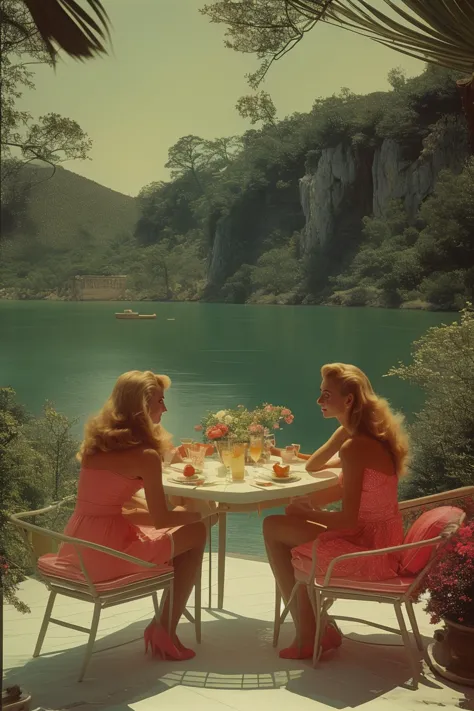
[229,443,247,481]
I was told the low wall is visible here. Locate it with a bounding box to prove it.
[71,275,127,300]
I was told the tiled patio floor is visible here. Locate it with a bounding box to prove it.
[3,554,472,711]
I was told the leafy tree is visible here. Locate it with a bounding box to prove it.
[250,246,301,295]
[29,402,79,499]
[1,0,93,229]
[387,306,474,498]
[165,135,209,192]
[0,388,79,611]
[236,91,277,126]
[200,0,474,142]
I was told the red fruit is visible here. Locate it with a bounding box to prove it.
[183,464,196,477]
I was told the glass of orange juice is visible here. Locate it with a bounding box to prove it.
[230,443,247,481]
[249,435,263,468]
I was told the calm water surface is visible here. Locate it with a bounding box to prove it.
[0,301,454,555]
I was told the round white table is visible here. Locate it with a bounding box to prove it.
[162,458,340,609]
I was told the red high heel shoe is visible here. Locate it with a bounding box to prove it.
[279,621,342,660]
[144,620,195,661]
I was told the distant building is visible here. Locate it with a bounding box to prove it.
[71,275,127,301]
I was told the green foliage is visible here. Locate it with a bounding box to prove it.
[236,91,277,126]
[0,388,79,611]
[334,159,474,310]
[1,0,92,221]
[387,307,474,498]
[250,246,302,296]
[1,64,470,310]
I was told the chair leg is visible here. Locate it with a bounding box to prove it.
[167,580,174,634]
[207,520,212,609]
[394,601,420,688]
[195,564,202,644]
[273,582,282,647]
[78,602,101,683]
[405,600,424,652]
[33,591,57,658]
[152,591,160,619]
[309,586,323,668]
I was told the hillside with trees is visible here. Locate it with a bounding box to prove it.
[1,65,473,309]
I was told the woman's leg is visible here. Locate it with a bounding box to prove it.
[160,521,207,638]
[263,515,324,646]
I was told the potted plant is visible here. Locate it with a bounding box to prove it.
[420,520,474,685]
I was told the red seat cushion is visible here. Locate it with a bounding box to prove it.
[292,555,415,594]
[38,553,173,592]
[399,506,464,575]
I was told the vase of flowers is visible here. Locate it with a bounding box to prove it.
[195,403,294,448]
[420,520,474,685]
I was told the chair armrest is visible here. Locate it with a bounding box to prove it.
[307,535,446,587]
[9,514,157,569]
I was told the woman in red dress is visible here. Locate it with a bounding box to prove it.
[44,370,206,661]
[264,363,409,659]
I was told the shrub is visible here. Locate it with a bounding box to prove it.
[387,306,474,498]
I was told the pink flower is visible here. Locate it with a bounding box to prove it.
[281,408,291,417]
[249,422,263,433]
[206,424,229,440]
[194,424,203,431]
[273,423,279,429]
[264,404,274,412]
[285,415,294,424]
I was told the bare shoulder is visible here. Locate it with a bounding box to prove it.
[137,448,162,478]
[340,435,373,459]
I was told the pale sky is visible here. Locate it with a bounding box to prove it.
[19,0,423,196]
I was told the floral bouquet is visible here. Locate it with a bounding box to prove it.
[195,403,294,443]
[418,520,474,627]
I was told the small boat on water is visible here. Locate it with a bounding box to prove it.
[115,309,156,320]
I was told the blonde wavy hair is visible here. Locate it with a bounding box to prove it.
[79,370,172,459]
[321,363,410,477]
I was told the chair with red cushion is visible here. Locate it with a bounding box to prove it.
[272,485,474,688]
[9,498,200,682]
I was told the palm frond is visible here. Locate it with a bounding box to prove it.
[21,0,110,61]
[289,0,474,74]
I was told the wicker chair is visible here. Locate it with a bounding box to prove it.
[272,485,474,688]
[10,497,202,682]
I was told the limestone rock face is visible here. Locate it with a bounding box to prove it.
[299,144,358,252]
[372,136,465,218]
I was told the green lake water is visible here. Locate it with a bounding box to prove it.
[0,300,454,556]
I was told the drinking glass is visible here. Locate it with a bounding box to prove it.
[292,443,301,458]
[217,440,233,475]
[263,434,276,462]
[180,438,194,461]
[189,443,206,472]
[229,443,247,481]
[281,445,296,464]
[249,435,263,468]
[163,447,175,468]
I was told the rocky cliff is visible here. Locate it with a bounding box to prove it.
[299,131,468,255]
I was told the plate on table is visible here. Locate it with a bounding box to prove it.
[261,473,301,484]
[168,474,204,485]
[167,463,204,475]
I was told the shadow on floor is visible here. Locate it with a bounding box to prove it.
[3,611,455,711]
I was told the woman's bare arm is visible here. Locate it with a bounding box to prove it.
[305,427,349,472]
[140,450,201,527]
[302,439,364,530]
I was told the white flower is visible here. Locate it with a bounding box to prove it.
[224,415,233,424]
[216,410,227,419]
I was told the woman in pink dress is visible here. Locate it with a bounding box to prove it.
[263,363,409,659]
[50,370,206,661]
